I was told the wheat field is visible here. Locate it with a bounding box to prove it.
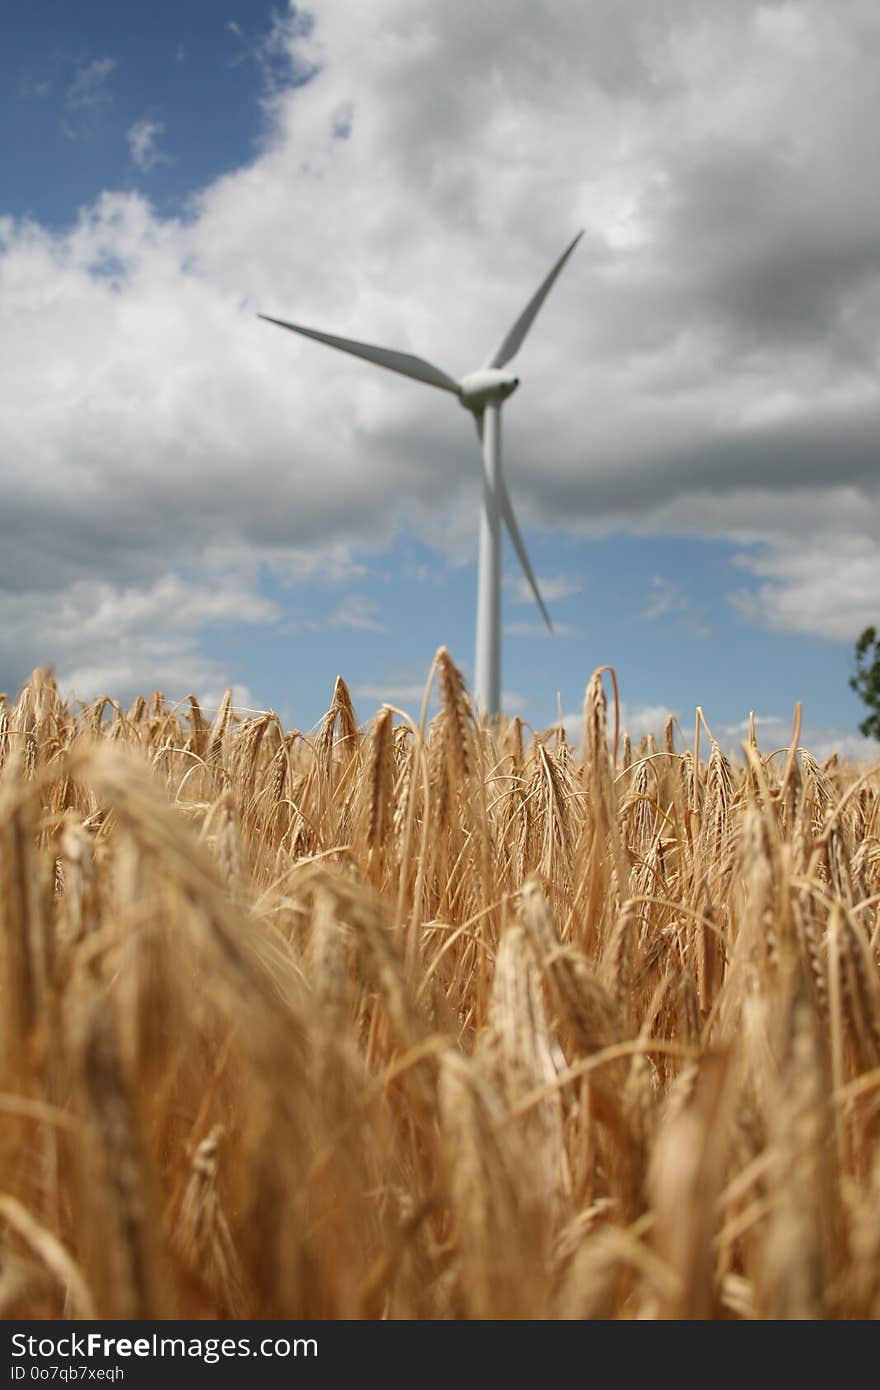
[0,652,879,1319]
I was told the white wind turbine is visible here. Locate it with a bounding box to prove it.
[259,231,583,718]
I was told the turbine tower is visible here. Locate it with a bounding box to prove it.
[259,231,582,717]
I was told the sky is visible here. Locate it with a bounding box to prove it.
[2,0,879,757]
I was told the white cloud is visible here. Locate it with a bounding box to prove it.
[2,1,880,701]
[196,684,259,713]
[561,700,677,749]
[66,57,116,111]
[127,119,169,172]
[643,575,711,636]
[502,690,530,713]
[327,594,389,632]
[509,573,582,605]
[225,10,308,90]
[350,670,535,717]
[265,545,369,587]
[643,576,684,620]
[560,702,879,764]
[801,731,880,763]
[712,713,880,764]
[505,621,580,637]
[350,680,433,718]
[730,534,880,639]
[0,574,279,704]
[620,702,679,743]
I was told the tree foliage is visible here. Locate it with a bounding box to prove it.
[850,625,880,740]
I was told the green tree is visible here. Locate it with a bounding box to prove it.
[850,626,880,739]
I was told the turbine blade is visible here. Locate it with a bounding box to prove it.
[486,231,584,369]
[473,409,551,630]
[497,472,553,632]
[258,314,460,393]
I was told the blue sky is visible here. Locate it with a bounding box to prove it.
[2,1,879,756]
[3,2,302,225]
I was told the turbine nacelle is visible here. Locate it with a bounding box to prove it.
[458,368,520,413]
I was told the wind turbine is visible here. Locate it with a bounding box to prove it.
[259,231,583,718]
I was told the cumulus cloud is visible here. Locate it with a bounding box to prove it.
[352,680,426,706]
[711,712,880,764]
[127,119,168,171]
[730,535,880,639]
[327,594,389,633]
[620,702,679,743]
[0,574,279,704]
[643,576,684,620]
[561,702,879,763]
[225,8,314,91]
[505,621,580,638]
[2,0,880,699]
[66,57,116,111]
[509,573,582,605]
[643,575,711,636]
[561,700,678,748]
[351,672,528,718]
